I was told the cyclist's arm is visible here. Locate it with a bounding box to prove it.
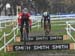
[27,13,32,26]
[17,13,22,26]
[29,17,32,27]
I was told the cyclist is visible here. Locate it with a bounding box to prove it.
[41,11,51,33]
[18,8,32,41]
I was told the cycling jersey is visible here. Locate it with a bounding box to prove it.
[18,12,32,26]
[42,15,50,20]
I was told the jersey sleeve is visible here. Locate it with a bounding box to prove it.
[17,12,22,26]
[27,13,30,17]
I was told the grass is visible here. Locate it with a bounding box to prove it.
[0,19,75,56]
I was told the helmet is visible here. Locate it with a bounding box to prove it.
[43,12,48,16]
[22,8,28,14]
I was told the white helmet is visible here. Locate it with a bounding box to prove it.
[43,12,48,16]
[22,8,28,14]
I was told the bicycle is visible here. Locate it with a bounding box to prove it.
[44,19,50,35]
[22,23,29,44]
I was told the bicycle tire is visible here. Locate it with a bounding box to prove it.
[44,21,50,35]
[23,25,28,45]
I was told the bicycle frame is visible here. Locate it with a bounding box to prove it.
[44,20,50,35]
[23,23,27,44]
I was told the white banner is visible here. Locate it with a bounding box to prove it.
[0,14,75,22]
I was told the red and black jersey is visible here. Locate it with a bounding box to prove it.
[17,12,32,26]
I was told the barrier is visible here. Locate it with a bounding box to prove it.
[0,27,17,52]
[0,19,17,32]
[0,22,17,41]
[0,24,18,52]
[15,35,69,42]
[66,21,75,42]
[6,43,75,51]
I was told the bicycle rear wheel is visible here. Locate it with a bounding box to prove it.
[45,29,50,35]
[44,22,50,35]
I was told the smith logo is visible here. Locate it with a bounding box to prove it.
[13,44,69,51]
[27,35,63,41]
